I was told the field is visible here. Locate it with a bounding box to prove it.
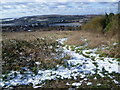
[2,30,117,46]
[0,0,120,89]
[1,30,120,89]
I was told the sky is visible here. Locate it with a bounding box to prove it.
[1,0,119,3]
[1,0,118,19]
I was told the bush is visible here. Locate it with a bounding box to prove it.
[82,13,120,40]
[81,16,105,32]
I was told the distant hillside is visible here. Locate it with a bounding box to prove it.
[1,15,97,32]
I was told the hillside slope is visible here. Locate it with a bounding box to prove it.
[82,13,120,57]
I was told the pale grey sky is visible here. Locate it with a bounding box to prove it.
[1,0,119,2]
[1,0,118,19]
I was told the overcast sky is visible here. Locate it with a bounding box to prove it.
[1,0,119,3]
[1,0,118,19]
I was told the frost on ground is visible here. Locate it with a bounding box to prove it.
[0,38,120,88]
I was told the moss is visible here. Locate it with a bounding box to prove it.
[91,57,95,61]
[70,46,76,51]
[82,54,90,58]
[75,49,82,53]
[99,53,108,57]
[66,45,69,50]
[117,58,120,62]
[93,62,98,67]
[86,51,92,54]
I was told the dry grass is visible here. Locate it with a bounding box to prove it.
[2,31,73,72]
[2,30,120,88]
[2,30,118,48]
[65,31,115,48]
[2,31,72,41]
[2,38,59,71]
[65,31,85,46]
[81,16,105,32]
[80,31,108,48]
[2,30,119,72]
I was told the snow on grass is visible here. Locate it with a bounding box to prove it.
[66,80,84,87]
[97,83,101,86]
[0,38,120,88]
[113,42,118,46]
[113,79,119,84]
[87,82,92,85]
[56,38,68,45]
[72,82,82,87]
[66,82,70,85]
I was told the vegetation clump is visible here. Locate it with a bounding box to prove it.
[82,13,120,57]
[2,38,63,73]
[82,13,119,36]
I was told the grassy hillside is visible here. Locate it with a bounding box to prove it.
[82,13,120,38]
[1,16,120,88]
[82,13,120,58]
[82,16,105,32]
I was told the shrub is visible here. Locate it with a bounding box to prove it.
[81,16,105,32]
[82,13,120,40]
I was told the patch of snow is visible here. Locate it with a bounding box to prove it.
[96,58,120,73]
[66,82,70,85]
[1,38,120,88]
[113,79,119,84]
[80,37,87,42]
[33,85,42,88]
[80,74,86,79]
[94,77,97,80]
[57,38,68,45]
[97,83,101,86]
[35,62,41,65]
[108,75,113,79]
[28,30,32,32]
[0,82,5,87]
[83,78,87,81]
[113,42,118,46]
[72,82,82,87]
[87,82,92,85]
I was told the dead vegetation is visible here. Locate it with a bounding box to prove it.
[3,30,119,49]
[2,38,59,72]
[2,30,119,60]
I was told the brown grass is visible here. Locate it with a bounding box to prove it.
[81,16,105,32]
[2,30,118,48]
[65,30,115,48]
[2,31,72,41]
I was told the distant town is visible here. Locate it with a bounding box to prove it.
[1,15,99,32]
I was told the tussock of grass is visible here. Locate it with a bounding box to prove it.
[107,44,120,58]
